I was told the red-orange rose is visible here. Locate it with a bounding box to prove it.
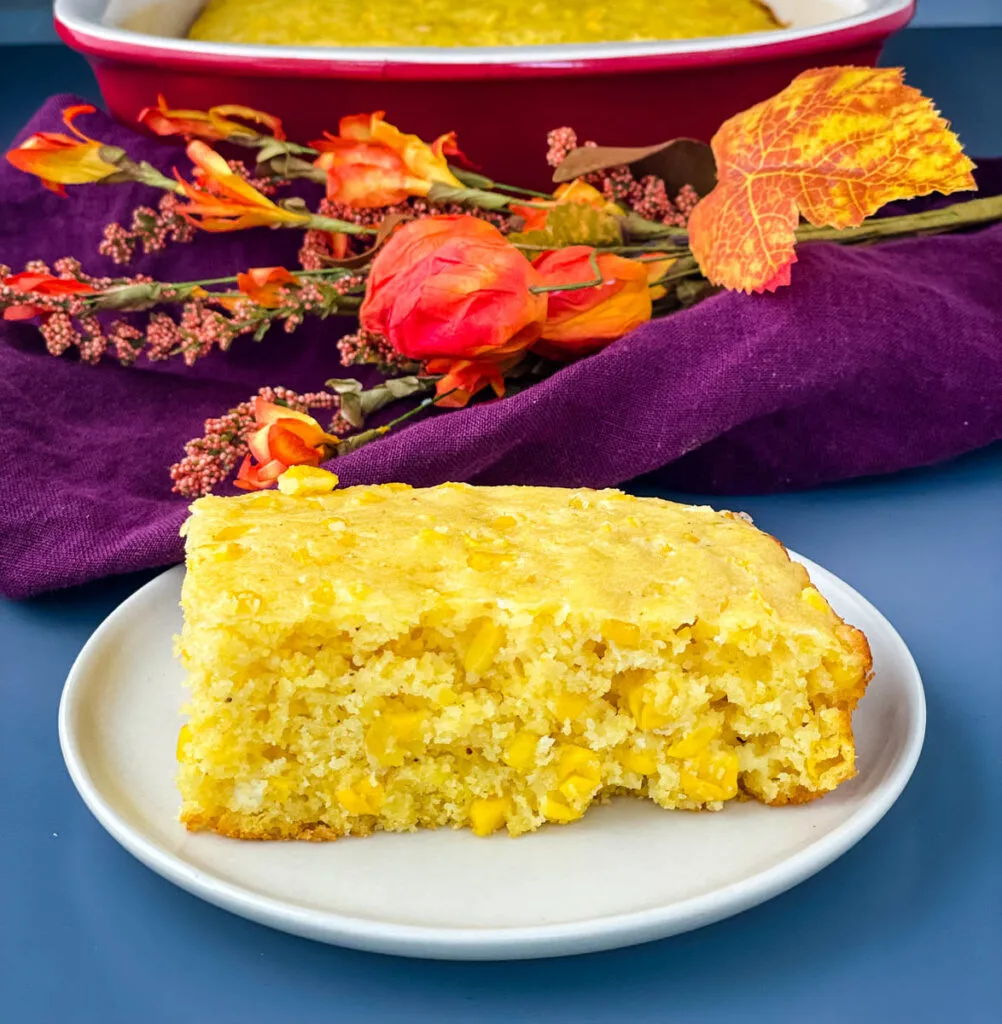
[234,398,339,491]
[532,247,659,359]
[312,112,462,208]
[360,215,547,405]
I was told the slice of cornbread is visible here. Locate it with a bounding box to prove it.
[176,476,871,840]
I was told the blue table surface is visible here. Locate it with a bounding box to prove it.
[2,28,1001,1024]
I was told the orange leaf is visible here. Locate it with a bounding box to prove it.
[688,66,977,293]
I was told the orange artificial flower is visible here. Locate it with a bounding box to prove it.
[312,111,463,208]
[1,271,96,321]
[5,104,121,196]
[138,95,286,143]
[174,140,312,232]
[424,354,525,409]
[531,247,659,358]
[360,215,547,405]
[234,398,339,490]
[236,266,299,307]
[511,179,621,232]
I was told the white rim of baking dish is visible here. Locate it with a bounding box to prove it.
[58,555,925,959]
[54,0,915,67]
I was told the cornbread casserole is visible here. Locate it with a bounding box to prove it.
[176,472,870,840]
[188,0,782,48]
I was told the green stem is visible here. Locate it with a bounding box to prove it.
[529,250,604,294]
[87,266,363,310]
[490,182,555,200]
[337,383,457,454]
[306,214,377,236]
[793,194,1002,245]
[449,166,554,200]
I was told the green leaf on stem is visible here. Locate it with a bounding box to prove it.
[509,202,623,249]
[325,375,433,429]
[425,182,512,211]
[255,148,327,184]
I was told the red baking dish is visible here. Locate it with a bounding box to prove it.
[54,1,916,187]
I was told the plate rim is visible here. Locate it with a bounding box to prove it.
[58,554,926,960]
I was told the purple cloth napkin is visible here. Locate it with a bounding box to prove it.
[2,95,1001,599]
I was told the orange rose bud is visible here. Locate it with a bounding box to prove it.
[138,95,286,143]
[312,111,462,208]
[2,271,96,321]
[234,398,339,491]
[236,266,299,308]
[6,105,121,196]
[532,247,653,359]
[360,215,546,405]
[425,353,524,408]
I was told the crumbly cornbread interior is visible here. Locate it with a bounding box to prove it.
[176,479,870,840]
[188,0,782,48]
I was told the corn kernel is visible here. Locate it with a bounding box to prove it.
[467,550,506,572]
[559,773,600,803]
[176,724,192,761]
[384,708,427,741]
[270,776,293,799]
[679,751,739,802]
[554,692,590,721]
[435,686,459,707]
[464,619,504,675]
[618,674,672,731]
[469,797,508,836]
[204,541,245,563]
[310,581,337,605]
[352,490,386,505]
[543,794,583,822]
[556,744,601,782]
[233,591,262,615]
[824,657,859,686]
[277,465,339,496]
[602,619,642,648]
[666,724,717,759]
[492,515,517,532]
[212,524,252,542]
[618,747,658,775]
[337,779,384,815]
[680,772,728,803]
[801,586,829,614]
[365,718,405,767]
[504,731,539,772]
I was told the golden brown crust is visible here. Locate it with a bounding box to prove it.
[181,810,373,841]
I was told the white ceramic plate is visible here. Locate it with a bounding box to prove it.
[59,554,924,960]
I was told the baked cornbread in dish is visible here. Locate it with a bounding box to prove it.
[188,0,782,48]
[176,473,870,840]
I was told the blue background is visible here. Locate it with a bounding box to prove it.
[1,11,1000,1024]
